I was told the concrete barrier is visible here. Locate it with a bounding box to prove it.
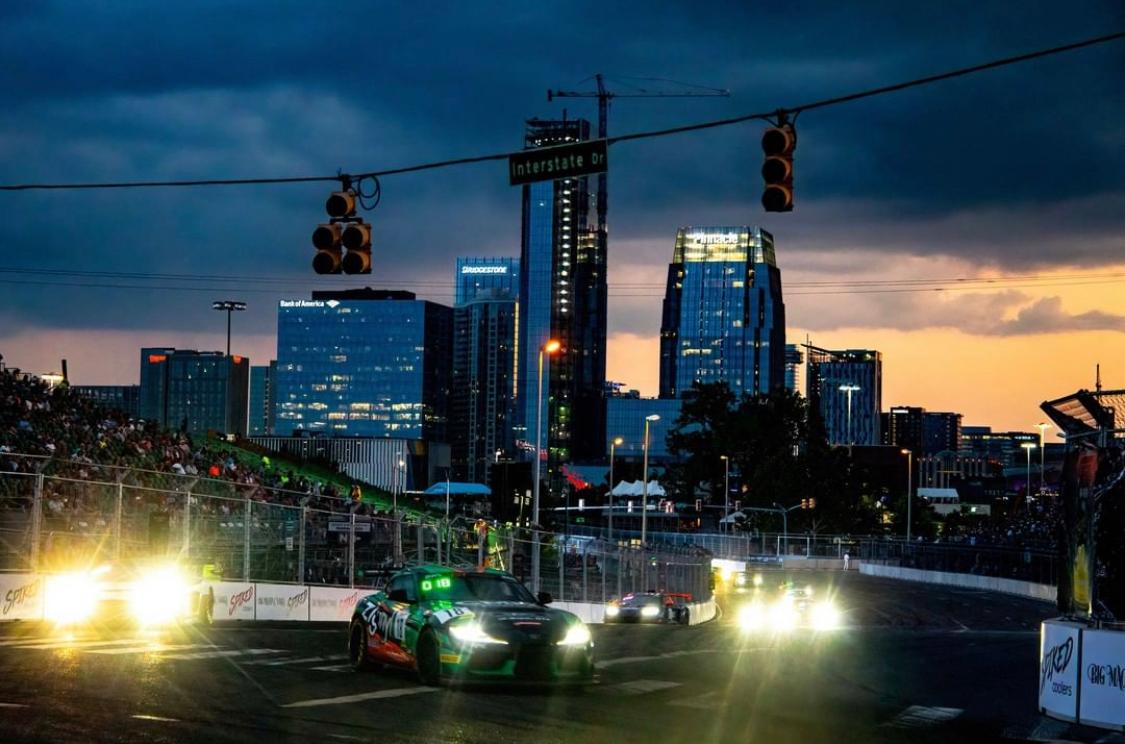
[860,562,1055,603]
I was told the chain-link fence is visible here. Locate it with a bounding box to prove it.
[570,525,861,561]
[858,538,1058,585]
[1,458,712,603]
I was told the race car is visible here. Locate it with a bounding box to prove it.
[603,592,692,624]
[736,582,841,633]
[348,565,594,685]
[42,561,212,628]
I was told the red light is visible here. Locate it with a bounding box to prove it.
[148,354,166,364]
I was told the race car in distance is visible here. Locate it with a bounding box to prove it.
[42,561,212,628]
[736,582,842,633]
[348,565,594,685]
[603,592,692,624]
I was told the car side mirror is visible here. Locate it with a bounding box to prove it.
[388,589,412,604]
[537,592,553,605]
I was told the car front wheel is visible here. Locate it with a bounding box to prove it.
[416,630,442,686]
[349,622,375,671]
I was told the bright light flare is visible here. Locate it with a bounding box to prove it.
[641,606,661,618]
[811,602,842,631]
[604,605,620,617]
[558,622,591,646]
[129,566,189,626]
[753,574,763,587]
[737,603,766,631]
[449,621,507,645]
[44,571,101,626]
[769,600,799,632]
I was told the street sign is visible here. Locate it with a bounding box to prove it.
[508,139,608,186]
[285,536,294,552]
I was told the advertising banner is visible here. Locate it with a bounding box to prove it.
[0,574,43,621]
[1079,629,1125,729]
[309,586,367,622]
[255,583,311,621]
[213,582,256,621]
[1040,621,1081,721]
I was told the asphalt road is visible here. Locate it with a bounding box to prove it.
[0,571,1059,744]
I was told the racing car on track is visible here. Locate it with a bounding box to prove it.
[348,565,594,685]
[736,581,842,633]
[603,592,692,624]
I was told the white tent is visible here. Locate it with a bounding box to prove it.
[609,480,666,497]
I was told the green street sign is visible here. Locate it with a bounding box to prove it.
[509,139,608,186]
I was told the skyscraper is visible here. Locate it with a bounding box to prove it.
[884,406,925,453]
[139,348,250,436]
[784,343,804,394]
[451,258,520,483]
[517,117,607,467]
[805,346,882,446]
[249,361,277,436]
[660,226,785,399]
[274,290,452,441]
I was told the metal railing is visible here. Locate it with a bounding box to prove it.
[0,464,712,603]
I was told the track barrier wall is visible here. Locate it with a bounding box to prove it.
[860,562,1056,603]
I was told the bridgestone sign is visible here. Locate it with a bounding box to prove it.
[508,139,608,186]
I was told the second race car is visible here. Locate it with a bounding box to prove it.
[603,592,692,624]
[348,565,594,685]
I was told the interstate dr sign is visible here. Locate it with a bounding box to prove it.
[508,138,608,186]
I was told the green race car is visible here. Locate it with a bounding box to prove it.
[347,565,594,685]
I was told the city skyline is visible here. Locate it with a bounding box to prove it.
[1,4,1123,436]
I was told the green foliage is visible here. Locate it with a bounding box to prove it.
[666,382,882,534]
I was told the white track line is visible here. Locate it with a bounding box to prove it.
[161,648,283,660]
[610,679,682,696]
[886,705,963,728]
[282,686,438,708]
[87,644,204,655]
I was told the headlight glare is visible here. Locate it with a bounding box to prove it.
[769,600,798,632]
[44,571,101,625]
[811,602,841,631]
[129,566,189,626]
[559,622,591,646]
[604,605,619,617]
[449,621,507,645]
[738,603,765,631]
[641,606,661,618]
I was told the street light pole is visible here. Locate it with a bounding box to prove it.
[211,300,246,357]
[608,436,623,543]
[720,455,730,533]
[1036,422,1051,495]
[1022,443,1037,514]
[531,339,560,595]
[641,414,660,546]
[900,448,912,543]
[838,384,860,445]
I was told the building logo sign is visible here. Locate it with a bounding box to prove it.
[460,266,509,275]
[326,300,340,308]
[280,300,332,309]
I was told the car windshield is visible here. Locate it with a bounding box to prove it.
[621,595,662,608]
[419,574,537,603]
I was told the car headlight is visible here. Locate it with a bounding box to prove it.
[44,571,102,625]
[449,620,507,645]
[558,622,591,646]
[738,603,765,631]
[604,605,619,617]
[811,602,841,631]
[753,574,764,587]
[129,566,190,626]
[641,606,661,618]
[769,601,799,632]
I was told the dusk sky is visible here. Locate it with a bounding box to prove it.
[1,2,1123,433]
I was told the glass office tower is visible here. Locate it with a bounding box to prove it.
[249,361,277,436]
[805,346,883,446]
[660,226,786,399]
[517,116,607,467]
[274,290,452,441]
[455,257,520,306]
[139,348,249,436]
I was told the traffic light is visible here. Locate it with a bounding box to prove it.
[694,498,703,512]
[761,122,796,212]
[326,190,356,218]
[809,498,817,510]
[312,222,342,274]
[801,498,809,509]
[341,222,372,274]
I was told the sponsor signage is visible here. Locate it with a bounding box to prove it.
[279,299,341,309]
[213,582,256,621]
[1079,629,1125,729]
[0,574,43,621]
[310,587,366,622]
[508,138,608,186]
[256,584,310,621]
[460,265,508,275]
[1040,620,1080,721]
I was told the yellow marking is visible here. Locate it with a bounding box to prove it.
[439,654,461,664]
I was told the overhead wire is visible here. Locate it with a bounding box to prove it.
[0,30,1121,192]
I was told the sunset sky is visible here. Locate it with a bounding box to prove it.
[1,2,1122,434]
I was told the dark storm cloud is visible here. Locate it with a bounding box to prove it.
[0,0,1123,341]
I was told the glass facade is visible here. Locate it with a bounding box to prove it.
[138,349,249,436]
[455,257,519,305]
[517,117,606,468]
[274,291,452,441]
[71,385,140,418]
[604,397,682,462]
[660,226,785,399]
[805,346,882,446]
[249,361,277,436]
[784,343,803,394]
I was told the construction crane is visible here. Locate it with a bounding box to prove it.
[546,74,730,236]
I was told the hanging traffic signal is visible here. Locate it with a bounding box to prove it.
[312,222,343,274]
[341,222,372,274]
[809,498,817,510]
[761,122,796,212]
[694,498,703,512]
[801,498,809,509]
[326,191,356,218]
